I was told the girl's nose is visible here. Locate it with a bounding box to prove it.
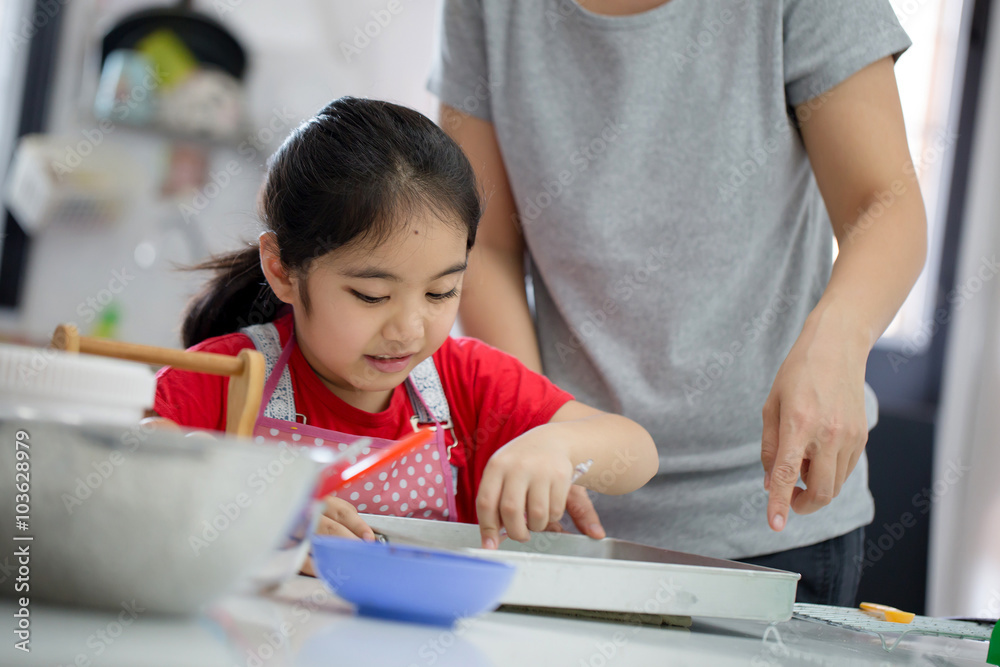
[383,307,425,346]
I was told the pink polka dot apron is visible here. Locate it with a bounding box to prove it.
[241,323,458,521]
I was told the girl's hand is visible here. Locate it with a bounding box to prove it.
[139,415,180,430]
[301,496,375,577]
[139,415,216,440]
[761,313,870,532]
[314,495,375,541]
[542,486,606,539]
[476,434,574,548]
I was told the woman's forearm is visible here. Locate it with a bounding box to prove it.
[440,104,544,373]
[460,244,544,373]
[810,192,927,355]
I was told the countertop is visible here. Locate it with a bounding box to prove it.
[1,576,991,666]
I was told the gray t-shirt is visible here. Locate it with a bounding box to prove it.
[429,0,910,559]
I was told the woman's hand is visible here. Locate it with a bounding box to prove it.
[476,433,575,548]
[300,496,375,577]
[761,310,870,532]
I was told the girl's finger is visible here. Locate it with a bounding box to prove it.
[314,515,363,539]
[320,497,374,541]
[498,474,530,542]
[525,481,550,533]
[339,509,375,541]
[476,470,504,549]
[549,474,572,524]
[565,485,605,539]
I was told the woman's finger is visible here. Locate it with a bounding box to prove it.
[766,408,808,531]
[565,485,605,539]
[791,447,837,515]
[760,397,780,491]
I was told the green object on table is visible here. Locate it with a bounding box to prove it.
[988,619,1000,665]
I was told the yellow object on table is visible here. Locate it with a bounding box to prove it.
[860,602,916,624]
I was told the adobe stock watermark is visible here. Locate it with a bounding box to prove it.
[438,75,504,133]
[517,117,624,232]
[49,66,166,178]
[887,253,1000,372]
[671,0,752,73]
[845,128,959,245]
[683,288,797,405]
[7,0,69,53]
[59,420,164,514]
[53,600,146,667]
[554,242,672,363]
[338,0,410,63]
[232,584,348,667]
[178,107,297,223]
[16,261,142,384]
[188,445,304,555]
[576,577,684,667]
[854,457,971,576]
[716,85,834,203]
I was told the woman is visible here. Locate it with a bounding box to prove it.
[428,0,926,605]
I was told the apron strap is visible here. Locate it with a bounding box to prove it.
[240,322,297,421]
[405,356,452,427]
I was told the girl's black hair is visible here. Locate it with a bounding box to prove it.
[181,96,482,348]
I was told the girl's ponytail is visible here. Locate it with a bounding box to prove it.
[180,245,283,348]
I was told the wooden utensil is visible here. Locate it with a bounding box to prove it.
[51,323,264,437]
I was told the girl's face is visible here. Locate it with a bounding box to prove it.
[273,212,468,413]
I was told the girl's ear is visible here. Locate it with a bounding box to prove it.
[259,232,297,305]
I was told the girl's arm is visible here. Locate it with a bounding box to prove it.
[762,56,928,531]
[475,400,658,548]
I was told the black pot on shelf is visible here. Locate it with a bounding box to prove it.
[100,0,247,80]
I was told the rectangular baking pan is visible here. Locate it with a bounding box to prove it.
[361,514,799,622]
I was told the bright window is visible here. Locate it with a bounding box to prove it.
[870,0,972,349]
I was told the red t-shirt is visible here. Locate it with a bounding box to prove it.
[154,312,573,523]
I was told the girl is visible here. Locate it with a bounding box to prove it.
[152,97,658,550]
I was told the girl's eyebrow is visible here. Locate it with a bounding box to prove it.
[340,262,468,282]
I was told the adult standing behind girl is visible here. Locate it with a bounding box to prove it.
[151,97,658,552]
[429,0,927,605]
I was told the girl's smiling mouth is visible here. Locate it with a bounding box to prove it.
[364,353,415,373]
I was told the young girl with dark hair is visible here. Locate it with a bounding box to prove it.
[152,97,657,549]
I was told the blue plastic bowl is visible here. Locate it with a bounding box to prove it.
[310,535,517,626]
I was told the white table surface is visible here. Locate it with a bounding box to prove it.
[1,577,991,667]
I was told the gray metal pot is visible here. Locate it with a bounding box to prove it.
[0,418,333,614]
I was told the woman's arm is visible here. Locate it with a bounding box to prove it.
[440,104,543,371]
[762,56,927,531]
[475,400,658,548]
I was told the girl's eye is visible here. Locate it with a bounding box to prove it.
[351,290,387,304]
[427,288,459,301]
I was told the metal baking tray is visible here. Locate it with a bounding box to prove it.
[361,514,799,622]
